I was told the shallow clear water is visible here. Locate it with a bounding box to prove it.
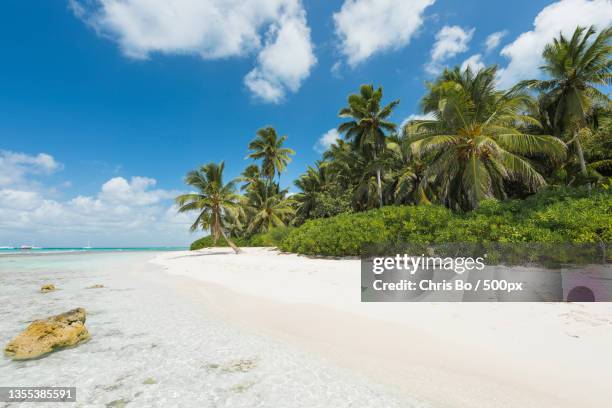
[0,248,187,255]
[0,253,424,408]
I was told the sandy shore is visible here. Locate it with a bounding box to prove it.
[152,247,612,408]
[0,252,418,407]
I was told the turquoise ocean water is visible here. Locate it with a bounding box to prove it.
[0,247,187,255]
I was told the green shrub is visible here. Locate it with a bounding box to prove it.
[190,227,293,250]
[249,226,294,247]
[278,187,612,256]
[190,235,252,250]
[190,187,611,255]
[279,205,454,256]
[310,191,353,219]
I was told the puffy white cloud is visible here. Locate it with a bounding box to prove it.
[314,128,340,153]
[100,176,176,206]
[400,113,435,129]
[0,189,42,211]
[245,9,316,103]
[70,0,315,102]
[461,54,485,72]
[426,25,474,74]
[498,0,612,87]
[334,0,435,66]
[0,151,193,247]
[70,0,285,59]
[0,150,62,187]
[485,31,507,52]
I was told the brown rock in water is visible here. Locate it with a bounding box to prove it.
[4,308,90,360]
[40,284,56,293]
[86,284,104,289]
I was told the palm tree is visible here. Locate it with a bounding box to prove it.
[409,66,567,210]
[385,133,429,205]
[322,140,380,210]
[322,140,361,192]
[247,127,295,188]
[245,181,295,234]
[175,162,242,254]
[338,84,399,207]
[516,26,611,179]
[584,103,612,179]
[294,162,328,222]
[238,164,262,192]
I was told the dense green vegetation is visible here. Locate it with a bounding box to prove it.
[279,187,611,256]
[179,26,611,254]
[190,235,252,250]
[190,226,294,250]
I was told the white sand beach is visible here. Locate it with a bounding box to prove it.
[2,249,611,407]
[152,247,612,408]
[0,251,419,408]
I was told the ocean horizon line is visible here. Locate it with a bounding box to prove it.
[0,247,188,254]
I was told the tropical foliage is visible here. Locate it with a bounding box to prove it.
[338,85,399,207]
[175,162,243,253]
[408,66,567,210]
[516,25,611,183]
[178,127,296,251]
[178,25,611,253]
[279,187,612,256]
[247,126,296,187]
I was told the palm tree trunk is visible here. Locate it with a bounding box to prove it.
[574,130,590,191]
[574,132,587,176]
[376,169,383,208]
[373,150,383,208]
[212,209,220,246]
[220,228,241,254]
[266,175,273,201]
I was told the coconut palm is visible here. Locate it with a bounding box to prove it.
[516,26,611,179]
[247,127,295,187]
[322,140,361,192]
[238,164,262,192]
[385,133,429,205]
[584,103,612,179]
[175,162,242,254]
[338,84,399,207]
[293,162,329,221]
[245,181,295,234]
[322,140,383,210]
[409,66,567,210]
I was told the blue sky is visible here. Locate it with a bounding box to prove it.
[1,0,610,247]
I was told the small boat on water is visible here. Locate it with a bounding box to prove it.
[19,245,41,250]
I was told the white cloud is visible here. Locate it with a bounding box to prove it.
[334,0,435,66]
[426,25,475,74]
[461,54,485,72]
[400,113,435,129]
[498,0,612,87]
[0,150,193,247]
[100,176,177,206]
[245,9,316,103]
[485,31,507,52]
[70,0,315,102]
[0,189,42,211]
[314,128,340,153]
[0,150,62,187]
